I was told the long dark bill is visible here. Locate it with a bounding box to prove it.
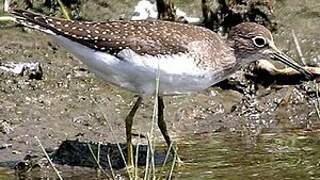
[271,51,313,80]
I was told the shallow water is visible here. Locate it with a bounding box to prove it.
[173,129,320,179]
[2,129,320,180]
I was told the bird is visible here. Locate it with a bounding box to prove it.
[8,8,312,166]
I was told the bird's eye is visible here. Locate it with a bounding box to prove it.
[252,36,267,48]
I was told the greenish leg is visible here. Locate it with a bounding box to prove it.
[158,96,182,163]
[125,96,143,167]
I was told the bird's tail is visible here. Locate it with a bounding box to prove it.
[9,9,58,35]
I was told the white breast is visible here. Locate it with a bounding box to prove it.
[52,35,225,95]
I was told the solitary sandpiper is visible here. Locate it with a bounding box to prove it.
[9,9,312,166]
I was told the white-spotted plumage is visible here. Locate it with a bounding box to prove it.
[10,9,240,95]
[12,9,307,97]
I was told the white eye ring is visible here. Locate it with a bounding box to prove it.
[252,36,267,48]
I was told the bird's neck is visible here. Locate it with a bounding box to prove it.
[226,38,252,65]
[226,38,242,62]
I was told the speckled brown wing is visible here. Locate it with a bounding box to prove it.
[11,9,194,55]
[11,9,237,70]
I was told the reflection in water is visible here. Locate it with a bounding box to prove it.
[0,168,15,180]
[173,130,320,179]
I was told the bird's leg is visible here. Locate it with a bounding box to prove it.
[157,96,182,163]
[125,96,142,167]
[157,96,171,146]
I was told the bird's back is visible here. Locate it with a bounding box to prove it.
[10,9,237,95]
[11,9,235,65]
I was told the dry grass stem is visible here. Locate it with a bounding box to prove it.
[134,143,140,179]
[56,0,71,20]
[0,16,15,22]
[91,97,133,179]
[35,136,63,180]
[157,142,173,180]
[168,148,177,180]
[107,151,116,180]
[87,143,111,178]
[291,29,306,65]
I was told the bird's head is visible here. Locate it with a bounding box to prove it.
[227,22,312,79]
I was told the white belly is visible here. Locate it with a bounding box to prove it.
[52,35,223,95]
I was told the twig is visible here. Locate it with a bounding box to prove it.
[291,29,306,66]
[254,60,320,83]
[0,16,15,22]
[56,0,71,20]
[35,136,63,180]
